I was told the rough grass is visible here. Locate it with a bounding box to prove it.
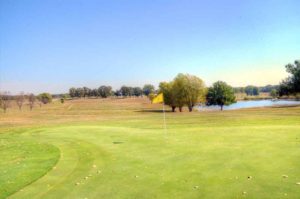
[0,98,300,198]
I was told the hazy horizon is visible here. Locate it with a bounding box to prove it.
[1,0,299,94]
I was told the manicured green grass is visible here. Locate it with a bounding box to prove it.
[0,98,300,198]
[0,133,59,198]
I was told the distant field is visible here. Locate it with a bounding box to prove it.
[1,98,300,198]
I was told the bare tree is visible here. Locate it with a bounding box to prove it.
[28,94,36,111]
[37,97,42,107]
[35,94,42,107]
[0,91,11,113]
[16,92,25,110]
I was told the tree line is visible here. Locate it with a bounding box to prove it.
[68,84,155,98]
[1,59,299,113]
[67,74,236,112]
[233,85,279,96]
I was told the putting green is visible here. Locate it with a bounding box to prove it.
[2,124,300,199]
[0,132,59,198]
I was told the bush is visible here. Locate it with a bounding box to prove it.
[38,93,52,104]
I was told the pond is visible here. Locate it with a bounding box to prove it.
[197,100,300,111]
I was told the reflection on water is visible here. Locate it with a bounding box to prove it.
[197,100,300,111]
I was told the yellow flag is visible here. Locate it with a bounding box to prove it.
[152,93,164,104]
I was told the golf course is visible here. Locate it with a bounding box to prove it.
[0,98,300,199]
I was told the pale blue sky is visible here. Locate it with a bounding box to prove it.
[1,0,299,94]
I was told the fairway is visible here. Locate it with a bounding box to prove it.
[1,98,300,199]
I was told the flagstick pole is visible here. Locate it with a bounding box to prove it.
[163,102,167,139]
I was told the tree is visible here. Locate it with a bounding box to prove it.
[206,81,236,111]
[270,89,278,99]
[171,73,206,112]
[75,88,84,98]
[36,95,43,107]
[172,74,187,112]
[183,74,206,112]
[129,87,135,96]
[253,87,259,95]
[240,87,245,93]
[98,86,112,98]
[120,86,132,97]
[259,85,278,93]
[159,81,177,112]
[16,92,25,110]
[69,87,76,98]
[91,89,99,97]
[38,93,52,104]
[133,87,143,97]
[279,60,300,96]
[28,94,35,110]
[114,90,122,97]
[143,84,155,96]
[233,87,245,93]
[279,79,293,96]
[148,93,156,102]
[0,92,11,113]
[83,87,91,98]
[245,85,259,96]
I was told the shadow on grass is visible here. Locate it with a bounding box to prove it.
[135,109,173,113]
[270,104,300,109]
[113,141,124,144]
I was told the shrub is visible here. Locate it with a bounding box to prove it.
[38,93,52,104]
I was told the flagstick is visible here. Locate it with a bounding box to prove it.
[162,102,167,139]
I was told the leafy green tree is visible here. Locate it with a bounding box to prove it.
[38,93,52,104]
[172,73,206,112]
[183,74,206,112]
[279,60,300,96]
[143,84,155,96]
[270,89,278,99]
[206,81,236,111]
[159,81,177,112]
[172,74,187,112]
[279,80,292,96]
